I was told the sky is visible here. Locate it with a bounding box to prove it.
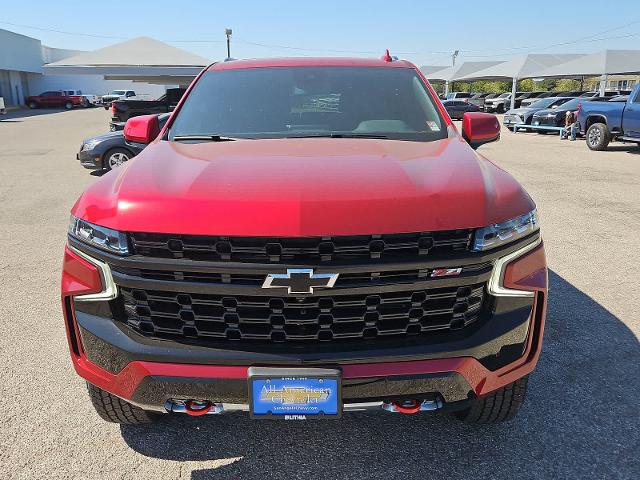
[2,0,640,67]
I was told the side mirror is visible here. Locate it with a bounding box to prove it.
[461,112,500,149]
[124,114,160,144]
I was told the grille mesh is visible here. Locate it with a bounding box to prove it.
[121,283,485,344]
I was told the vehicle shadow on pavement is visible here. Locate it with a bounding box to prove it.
[600,144,640,155]
[119,270,639,480]
[0,108,89,121]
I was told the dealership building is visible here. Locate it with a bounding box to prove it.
[0,28,168,108]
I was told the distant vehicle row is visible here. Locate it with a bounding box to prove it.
[503,95,627,130]
[442,90,631,112]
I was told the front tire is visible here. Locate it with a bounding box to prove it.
[586,123,611,151]
[87,383,159,424]
[455,376,529,424]
[103,148,131,170]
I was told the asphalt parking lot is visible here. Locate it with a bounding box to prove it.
[1,108,638,479]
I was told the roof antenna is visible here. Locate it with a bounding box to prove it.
[382,49,392,62]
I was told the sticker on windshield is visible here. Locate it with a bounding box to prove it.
[426,121,440,131]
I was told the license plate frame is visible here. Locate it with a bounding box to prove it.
[248,367,342,420]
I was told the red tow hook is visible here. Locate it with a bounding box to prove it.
[391,400,422,414]
[184,400,213,416]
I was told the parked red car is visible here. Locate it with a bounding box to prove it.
[26,90,83,109]
[62,55,547,425]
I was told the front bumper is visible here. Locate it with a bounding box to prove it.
[69,293,544,412]
[503,114,525,126]
[62,236,547,414]
[65,292,546,411]
[76,149,101,170]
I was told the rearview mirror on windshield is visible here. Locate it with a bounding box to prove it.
[461,112,500,149]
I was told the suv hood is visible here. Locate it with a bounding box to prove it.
[84,131,122,143]
[72,134,534,236]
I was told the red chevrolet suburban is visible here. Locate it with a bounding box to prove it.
[62,56,547,424]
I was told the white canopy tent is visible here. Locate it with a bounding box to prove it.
[423,61,505,95]
[42,37,211,86]
[455,54,584,110]
[526,50,640,96]
[419,65,449,79]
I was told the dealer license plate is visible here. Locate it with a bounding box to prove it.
[248,367,341,420]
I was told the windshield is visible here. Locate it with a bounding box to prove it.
[549,98,572,108]
[111,90,126,95]
[498,93,510,98]
[168,67,446,142]
[557,98,581,110]
[529,97,563,109]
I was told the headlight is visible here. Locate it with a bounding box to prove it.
[69,216,129,255]
[472,209,539,251]
[81,139,100,151]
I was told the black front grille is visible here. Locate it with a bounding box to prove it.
[129,230,473,263]
[533,116,559,127]
[112,262,493,288]
[120,283,485,344]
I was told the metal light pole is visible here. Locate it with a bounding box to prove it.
[225,28,232,59]
[445,50,459,97]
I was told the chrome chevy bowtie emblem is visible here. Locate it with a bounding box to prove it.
[262,269,339,294]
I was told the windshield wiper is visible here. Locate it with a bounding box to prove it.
[286,133,390,139]
[329,133,390,139]
[172,135,239,142]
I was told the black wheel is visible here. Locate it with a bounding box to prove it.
[28,101,38,109]
[586,123,611,151]
[64,101,73,110]
[455,376,529,424]
[81,98,90,108]
[103,148,132,170]
[87,383,159,424]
